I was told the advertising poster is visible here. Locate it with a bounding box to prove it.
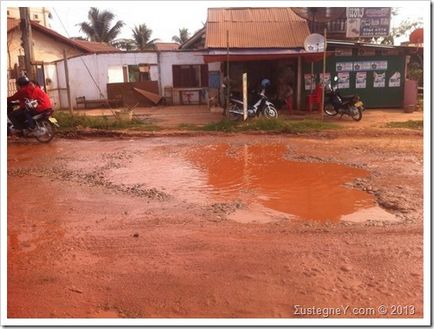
[337,72,350,89]
[355,72,367,88]
[336,62,353,72]
[388,71,401,87]
[319,73,331,85]
[304,74,316,91]
[373,71,386,87]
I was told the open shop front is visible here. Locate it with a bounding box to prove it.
[204,52,332,113]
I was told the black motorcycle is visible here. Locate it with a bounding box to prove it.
[228,89,278,121]
[7,99,59,143]
[324,76,364,121]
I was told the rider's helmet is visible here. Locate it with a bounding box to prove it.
[16,76,30,87]
[260,78,271,89]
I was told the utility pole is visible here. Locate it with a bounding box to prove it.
[225,30,230,118]
[63,49,73,114]
[19,7,35,80]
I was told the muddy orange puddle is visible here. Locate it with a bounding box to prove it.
[183,144,375,222]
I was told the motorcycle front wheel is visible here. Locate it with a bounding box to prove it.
[350,107,363,121]
[35,120,55,143]
[324,103,338,116]
[263,105,278,119]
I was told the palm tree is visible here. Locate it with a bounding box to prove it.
[172,28,190,45]
[131,24,158,50]
[77,7,124,43]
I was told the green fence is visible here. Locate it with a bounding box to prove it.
[302,54,406,109]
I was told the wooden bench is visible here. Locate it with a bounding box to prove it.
[75,96,122,109]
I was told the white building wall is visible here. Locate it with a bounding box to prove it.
[45,51,218,109]
[159,51,206,90]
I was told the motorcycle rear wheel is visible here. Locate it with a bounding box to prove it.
[227,104,243,121]
[324,104,338,116]
[35,120,55,143]
[263,105,278,119]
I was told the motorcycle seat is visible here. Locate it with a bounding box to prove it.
[32,110,53,120]
[230,99,244,105]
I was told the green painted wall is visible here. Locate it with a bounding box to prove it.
[302,54,406,109]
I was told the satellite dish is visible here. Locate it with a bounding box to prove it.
[304,33,325,52]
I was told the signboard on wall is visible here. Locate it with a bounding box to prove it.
[337,72,350,89]
[388,72,401,87]
[346,7,391,38]
[373,71,386,88]
[352,61,388,71]
[355,72,367,88]
[336,62,353,72]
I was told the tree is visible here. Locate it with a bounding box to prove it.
[131,24,158,50]
[77,7,124,43]
[380,19,423,45]
[172,28,190,45]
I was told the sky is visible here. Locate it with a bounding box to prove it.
[41,2,425,44]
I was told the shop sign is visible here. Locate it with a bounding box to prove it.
[346,7,391,38]
[353,61,387,71]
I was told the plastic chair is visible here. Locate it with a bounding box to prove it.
[306,85,323,112]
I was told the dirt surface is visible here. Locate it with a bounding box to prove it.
[7,125,423,318]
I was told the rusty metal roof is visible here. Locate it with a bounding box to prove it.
[73,40,121,53]
[154,42,180,50]
[206,8,310,48]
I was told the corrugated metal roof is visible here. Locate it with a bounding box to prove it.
[154,42,180,50]
[73,40,121,53]
[206,8,310,48]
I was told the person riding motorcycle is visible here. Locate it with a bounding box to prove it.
[7,76,53,131]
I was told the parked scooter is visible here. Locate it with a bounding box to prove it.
[7,99,59,143]
[324,76,364,121]
[228,89,278,121]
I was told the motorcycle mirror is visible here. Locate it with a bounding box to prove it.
[333,76,338,82]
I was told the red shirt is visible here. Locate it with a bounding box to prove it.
[7,84,52,112]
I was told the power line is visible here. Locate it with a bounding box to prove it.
[52,7,105,99]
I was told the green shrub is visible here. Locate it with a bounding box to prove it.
[385,120,423,129]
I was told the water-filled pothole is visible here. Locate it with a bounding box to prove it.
[106,143,397,223]
[184,144,396,223]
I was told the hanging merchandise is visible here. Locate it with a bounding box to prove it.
[355,72,367,88]
[304,74,316,91]
[373,71,386,87]
[337,72,350,89]
[388,71,401,87]
[320,73,331,85]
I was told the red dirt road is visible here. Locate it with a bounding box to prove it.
[7,131,423,318]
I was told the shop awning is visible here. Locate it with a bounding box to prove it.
[203,51,334,63]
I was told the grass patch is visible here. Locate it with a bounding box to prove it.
[53,112,161,131]
[177,123,201,131]
[385,120,423,130]
[202,118,341,133]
